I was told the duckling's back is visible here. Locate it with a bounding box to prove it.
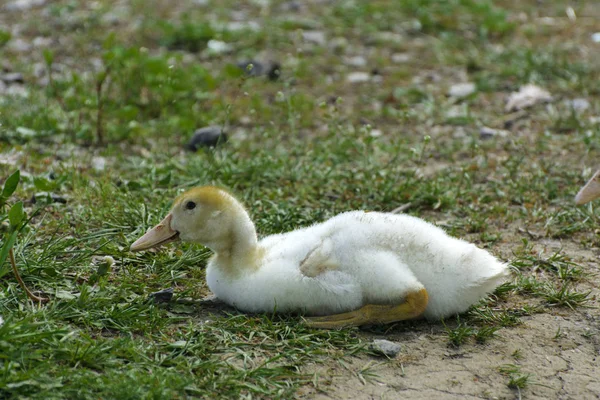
[324,211,510,319]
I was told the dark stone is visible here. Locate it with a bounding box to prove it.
[237,60,281,81]
[1,72,24,83]
[279,1,302,11]
[479,126,509,139]
[150,288,174,303]
[30,193,67,204]
[50,194,67,204]
[187,126,228,151]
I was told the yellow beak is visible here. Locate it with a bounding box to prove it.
[575,170,600,205]
[130,213,180,251]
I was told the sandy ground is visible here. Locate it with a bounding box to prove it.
[303,311,600,399]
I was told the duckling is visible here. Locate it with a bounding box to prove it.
[575,169,600,205]
[131,187,509,328]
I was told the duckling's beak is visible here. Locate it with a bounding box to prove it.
[130,213,180,251]
[575,170,600,205]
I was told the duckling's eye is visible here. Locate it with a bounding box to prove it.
[185,201,196,210]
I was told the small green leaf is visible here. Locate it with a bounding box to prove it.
[0,230,19,278]
[34,176,54,191]
[96,262,110,277]
[8,202,25,228]
[43,48,54,66]
[43,268,59,277]
[102,32,117,51]
[0,29,11,48]
[2,170,20,198]
[55,290,76,300]
[126,181,142,191]
[159,172,171,186]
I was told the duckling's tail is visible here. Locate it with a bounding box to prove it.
[474,262,510,294]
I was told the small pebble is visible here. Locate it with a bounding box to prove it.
[207,40,233,54]
[344,56,367,67]
[6,85,28,97]
[302,30,326,46]
[592,32,600,43]
[4,0,46,11]
[590,116,600,125]
[1,72,24,83]
[448,82,476,98]
[150,288,174,303]
[226,21,260,32]
[391,53,411,64]
[32,36,52,48]
[31,193,68,204]
[567,98,590,112]
[346,72,370,83]
[328,37,348,52]
[237,60,281,81]
[373,32,403,44]
[92,156,107,172]
[369,339,402,358]
[480,126,510,139]
[279,0,302,11]
[187,126,228,151]
[16,126,36,137]
[8,38,32,53]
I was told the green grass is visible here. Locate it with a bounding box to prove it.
[1,0,599,397]
[1,312,362,398]
[498,364,532,390]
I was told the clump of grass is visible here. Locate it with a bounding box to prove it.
[508,373,532,390]
[469,306,523,328]
[511,349,523,360]
[498,364,532,390]
[444,318,475,347]
[158,19,216,52]
[536,282,591,309]
[512,249,584,282]
[356,361,382,385]
[0,29,10,48]
[553,326,566,340]
[474,325,500,344]
[400,0,515,38]
[508,246,591,310]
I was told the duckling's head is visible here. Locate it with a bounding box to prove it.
[130,186,251,253]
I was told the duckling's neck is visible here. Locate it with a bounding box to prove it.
[210,206,262,274]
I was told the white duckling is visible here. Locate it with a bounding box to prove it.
[575,169,600,205]
[131,186,509,328]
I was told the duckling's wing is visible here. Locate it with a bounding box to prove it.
[299,238,359,296]
[299,238,338,277]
